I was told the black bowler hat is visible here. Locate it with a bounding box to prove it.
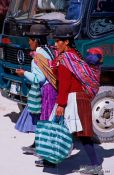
[24,24,50,37]
[53,25,74,39]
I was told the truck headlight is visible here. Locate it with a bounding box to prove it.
[0,47,4,59]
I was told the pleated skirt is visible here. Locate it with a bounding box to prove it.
[15,105,40,133]
[74,92,93,137]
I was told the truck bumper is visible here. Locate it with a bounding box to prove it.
[0,60,30,104]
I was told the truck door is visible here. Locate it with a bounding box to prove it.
[84,0,114,68]
[83,0,114,142]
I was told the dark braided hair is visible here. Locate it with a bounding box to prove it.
[29,35,47,46]
[75,47,84,60]
[58,37,84,60]
[59,37,75,48]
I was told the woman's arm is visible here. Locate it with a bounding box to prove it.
[16,61,46,84]
[24,60,46,84]
[56,64,72,117]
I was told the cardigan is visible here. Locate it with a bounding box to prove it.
[55,64,83,107]
[24,47,54,85]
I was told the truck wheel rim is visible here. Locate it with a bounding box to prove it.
[92,97,114,132]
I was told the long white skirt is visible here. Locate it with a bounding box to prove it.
[49,92,83,133]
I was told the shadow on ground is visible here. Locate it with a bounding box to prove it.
[4,112,20,123]
[42,141,114,175]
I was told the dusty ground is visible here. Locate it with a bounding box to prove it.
[0,92,114,175]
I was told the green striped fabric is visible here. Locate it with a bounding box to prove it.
[27,83,41,114]
[35,121,73,164]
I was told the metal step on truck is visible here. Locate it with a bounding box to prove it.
[0,0,114,142]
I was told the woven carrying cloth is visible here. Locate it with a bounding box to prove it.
[33,46,58,89]
[60,50,100,98]
[34,48,100,98]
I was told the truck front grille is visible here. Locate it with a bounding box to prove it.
[4,46,32,66]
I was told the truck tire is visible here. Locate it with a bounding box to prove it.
[92,89,114,142]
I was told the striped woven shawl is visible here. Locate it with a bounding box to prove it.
[34,48,100,98]
[60,50,100,98]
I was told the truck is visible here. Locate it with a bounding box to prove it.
[0,0,114,142]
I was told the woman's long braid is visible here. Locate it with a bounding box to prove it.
[75,47,84,60]
[68,37,84,60]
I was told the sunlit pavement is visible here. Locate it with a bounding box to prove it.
[0,92,114,175]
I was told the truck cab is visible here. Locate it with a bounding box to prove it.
[0,0,114,142]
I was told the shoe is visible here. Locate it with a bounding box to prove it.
[22,146,35,154]
[79,165,104,175]
[22,142,35,150]
[33,153,43,160]
[35,160,56,168]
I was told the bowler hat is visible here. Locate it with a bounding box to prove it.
[25,24,50,37]
[53,25,74,39]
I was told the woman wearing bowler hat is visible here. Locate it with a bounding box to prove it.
[15,25,57,159]
[34,26,104,173]
[50,27,103,174]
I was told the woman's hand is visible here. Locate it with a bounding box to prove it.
[34,58,38,65]
[56,106,64,117]
[57,54,64,61]
[16,69,25,76]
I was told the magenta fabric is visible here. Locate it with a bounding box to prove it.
[40,83,57,120]
[61,50,100,98]
[48,49,100,98]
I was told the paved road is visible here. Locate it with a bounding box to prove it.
[0,92,114,175]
